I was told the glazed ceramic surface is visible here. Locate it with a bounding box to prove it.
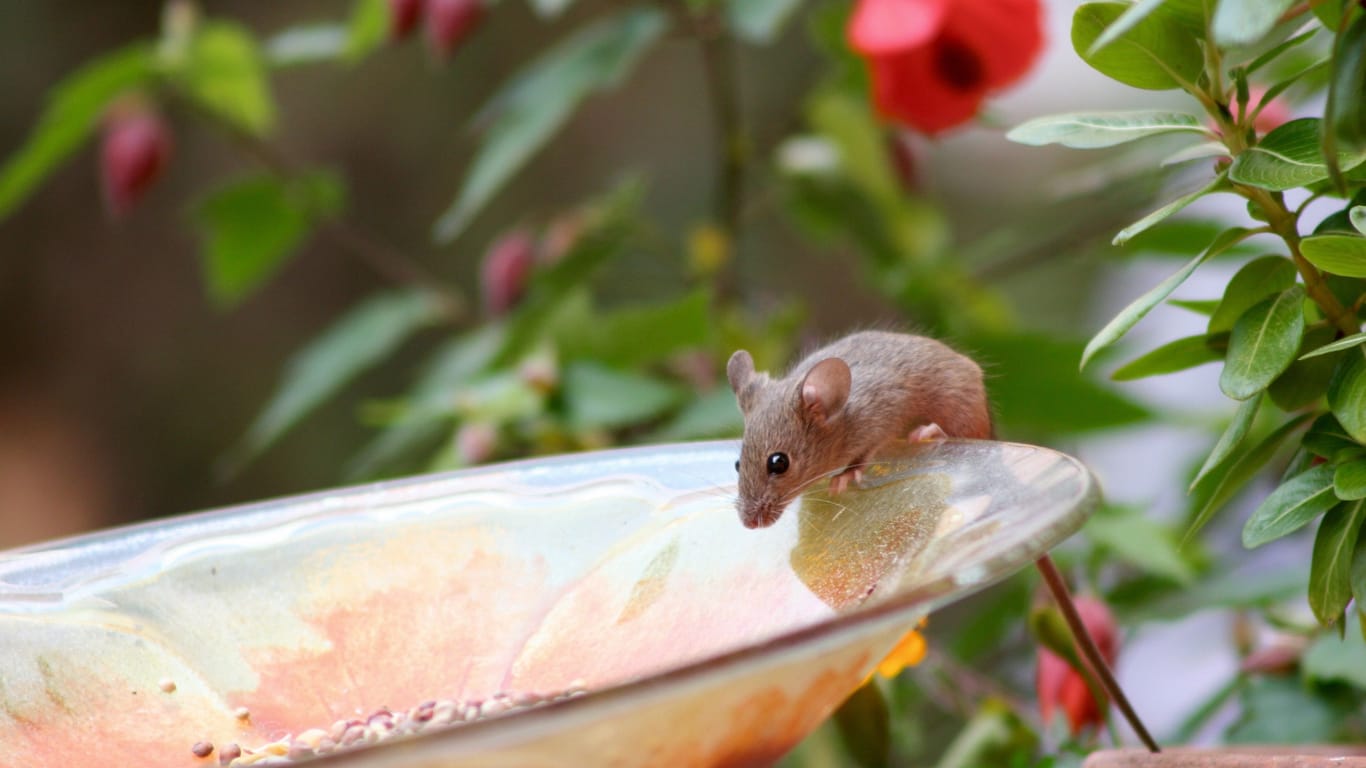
[0,438,1097,767]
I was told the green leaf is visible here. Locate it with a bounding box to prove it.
[725,0,802,44]
[1269,325,1339,410]
[1112,174,1231,245]
[432,9,667,242]
[1351,206,1366,235]
[1299,234,1366,277]
[1337,457,1366,500]
[1326,13,1366,153]
[1085,0,1173,55]
[1230,118,1366,191]
[554,290,713,367]
[561,362,685,431]
[1242,464,1338,548]
[1302,627,1366,687]
[346,0,388,61]
[1353,529,1366,622]
[1168,298,1222,315]
[1162,141,1232,166]
[173,21,275,136]
[1072,2,1204,90]
[1006,111,1208,148]
[1083,227,1252,370]
[1186,413,1313,543]
[1309,499,1366,625]
[1192,395,1261,491]
[1122,564,1301,622]
[832,680,890,768]
[1212,0,1297,47]
[650,388,743,441]
[1208,255,1297,334]
[1119,218,1257,259]
[1329,348,1366,443]
[1086,505,1195,582]
[0,44,155,222]
[1219,284,1307,400]
[1304,412,1363,460]
[964,331,1152,435]
[1111,333,1225,381]
[194,172,344,307]
[224,291,446,472]
[1225,676,1340,744]
[1303,331,1366,359]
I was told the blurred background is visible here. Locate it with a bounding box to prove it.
[0,0,1177,543]
[5,0,1352,762]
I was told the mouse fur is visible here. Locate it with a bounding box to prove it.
[727,330,991,529]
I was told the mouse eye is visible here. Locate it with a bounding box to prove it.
[734,459,740,473]
[767,452,789,475]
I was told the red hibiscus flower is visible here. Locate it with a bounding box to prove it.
[1035,595,1119,735]
[848,0,1045,135]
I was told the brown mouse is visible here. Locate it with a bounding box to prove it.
[727,330,992,529]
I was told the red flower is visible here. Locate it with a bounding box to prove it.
[1035,596,1118,735]
[848,0,1044,135]
[100,105,172,217]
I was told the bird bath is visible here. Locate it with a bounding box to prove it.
[0,438,1096,767]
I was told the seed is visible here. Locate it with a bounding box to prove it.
[233,706,251,721]
[217,743,241,765]
[160,678,177,694]
[191,741,213,758]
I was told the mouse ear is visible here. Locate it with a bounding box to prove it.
[798,358,851,424]
[727,350,758,412]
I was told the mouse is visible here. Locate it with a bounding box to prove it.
[726,330,992,529]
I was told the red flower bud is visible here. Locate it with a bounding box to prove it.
[388,0,424,41]
[847,0,1044,135]
[480,229,536,317]
[100,106,172,217]
[426,0,483,60]
[1035,595,1118,736]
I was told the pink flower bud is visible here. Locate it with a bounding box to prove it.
[455,422,497,465]
[389,0,424,41]
[100,106,171,217]
[426,0,483,60]
[1035,595,1118,736]
[481,230,536,317]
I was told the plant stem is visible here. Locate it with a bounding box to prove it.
[695,9,745,301]
[1202,91,1359,337]
[1035,554,1161,753]
[1245,186,1360,336]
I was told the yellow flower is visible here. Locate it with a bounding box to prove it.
[868,617,928,682]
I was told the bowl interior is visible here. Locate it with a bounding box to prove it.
[0,439,1095,767]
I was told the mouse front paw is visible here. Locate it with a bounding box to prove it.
[907,423,948,442]
[828,466,863,495]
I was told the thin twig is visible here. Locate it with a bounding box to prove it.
[1035,554,1161,754]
